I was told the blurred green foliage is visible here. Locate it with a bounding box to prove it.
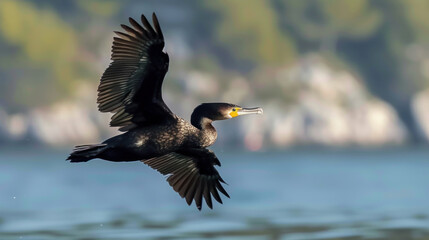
[0,0,78,110]
[2,0,429,136]
[203,0,296,67]
[277,0,381,47]
[0,0,118,111]
[76,0,119,17]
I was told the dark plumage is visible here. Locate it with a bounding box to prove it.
[67,13,263,210]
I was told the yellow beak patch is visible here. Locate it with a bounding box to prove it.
[229,107,241,118]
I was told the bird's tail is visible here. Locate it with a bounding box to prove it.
[67,144,107,162]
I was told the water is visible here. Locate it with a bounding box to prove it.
[1,147,429,239]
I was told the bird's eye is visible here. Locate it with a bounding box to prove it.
[232,108,236,112]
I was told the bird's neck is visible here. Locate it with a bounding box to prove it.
[190,109,217,132]
[191,115,214,130]
[191,109,218,147]
[192,117,217,148]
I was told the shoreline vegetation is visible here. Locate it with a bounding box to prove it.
[2,56,428,149]
[2,1,429,149]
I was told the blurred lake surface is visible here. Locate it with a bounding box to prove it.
[1,147,429,239]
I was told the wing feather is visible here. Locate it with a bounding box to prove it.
[194,179,204,210]
[97,13,174,131]
[152,13,164,39]
[141,14,157,37]
[203,177,213,209]
[129,17,146,34]
[142,149,228,210]
[185,175,199,206]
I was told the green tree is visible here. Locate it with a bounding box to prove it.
[0,0,119,111]
[275,0,381,52]
[199,0,296,71]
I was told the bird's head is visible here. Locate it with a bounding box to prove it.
[191,103,263,128]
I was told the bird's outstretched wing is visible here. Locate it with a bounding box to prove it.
[142,148,230,210]
[97,13,175,131]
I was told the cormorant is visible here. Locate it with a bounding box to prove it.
[67,13,263,210]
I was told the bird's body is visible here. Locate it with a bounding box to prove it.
[94,117,216,162]
[67,13,262,210]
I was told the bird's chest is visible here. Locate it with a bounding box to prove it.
[145,124,185,151]
[129,125,179,156]
[130,120,216,157]
[200,129,217,147]
[186,125,217,148]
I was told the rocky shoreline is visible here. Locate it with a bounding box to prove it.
[1,58,427,149]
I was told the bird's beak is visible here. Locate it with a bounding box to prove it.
[237,107,263,116]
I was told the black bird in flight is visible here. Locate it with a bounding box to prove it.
[67,13,263,210]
